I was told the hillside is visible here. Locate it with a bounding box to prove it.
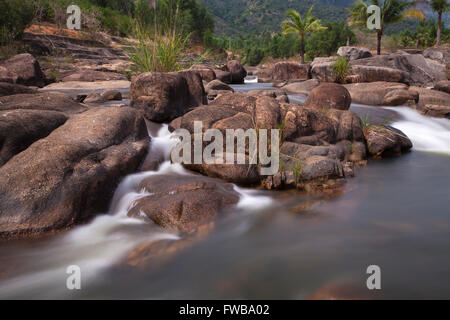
[199,0,353,36]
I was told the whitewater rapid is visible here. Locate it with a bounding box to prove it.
[386,107,450,154]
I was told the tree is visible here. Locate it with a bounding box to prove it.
[348,0,412,55]
[281,6,326,63]
[429,0,449,46]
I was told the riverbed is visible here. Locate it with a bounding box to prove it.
[0,82,449,299]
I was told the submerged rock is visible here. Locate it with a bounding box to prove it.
[0,106,149,239]
[127,174,240,232]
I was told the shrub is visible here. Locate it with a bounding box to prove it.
[0,0,34,41]
[332,56,350,84]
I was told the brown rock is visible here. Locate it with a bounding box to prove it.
[0,110,67,167]
[0,92,88,115]
[0,82,36,97]
[381,89,419,106]
[226,60,247,84]
[364,125,412,157]
[344,82,408,106]
[273,62,310,81]
[419,104,450,119]
[0,53,46,87]
[434,80,450,94]
[127,174,239,232]
[282,79,321,96]
[0,106,149,239]
[62,69,127,82]
[304,83,351,111]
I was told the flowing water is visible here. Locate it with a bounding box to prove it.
[0,84,449,299]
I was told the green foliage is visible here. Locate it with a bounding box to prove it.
[305,21,356,59]
[0,0,34,42]
[332,56,350,84]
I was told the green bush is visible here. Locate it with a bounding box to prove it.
[0,0,34,42]
[332,56,350,84]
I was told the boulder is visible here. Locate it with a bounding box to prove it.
[409,86,450,107]
[351,54,446,86]
[101,89,122,101]
[0,82,36,97]
[255,68,273,83]
[61,69,127,82]
[226,60,247,84]
[174,92,366,190]
[344,82,409,106]
[214,69,232,84]
[423,45,450,66]
[0,92,88,115]
[0,106,149,238]
[205,79,234,92]
[247,89,289,103]
[0,53,46,87]
[207,90,234,101]
[130,71,206,122]
[127,174,240,232]
[273,62,310,81]
[434,80,450,94]
[337,46,372,60]
[0,66,17,84]
[418,104,450,119]
[364,125,412,157]
[83,92,104,104]
[189,65,216,82]
[0,110,67,167]
[311,57,337,82]
[281,79,321,96]
[349,65,410,84]
[381,89,419,106]
[304,83,351,111]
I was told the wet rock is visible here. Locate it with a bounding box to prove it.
[282,79,321,96]
[0,92,88,116]
[0,110,67,167]
[226,60,247,84]
[337,46,372,60]
[0,106,149,239]
[61,69,127,82]
[130,71,206,122]
[273,62,310,81]
[0,82,36,97]
[409,86,450,108]
[127,174,240,232]
[364,125,412,157]
[434,80,450,94]
[304,83,351,111]
[0,53,46,87]
[418,104,450,119]
[344,82,408,106]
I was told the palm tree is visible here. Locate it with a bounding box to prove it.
[281,6,327,64]
[348,0,412,55]
[429,0,449,46]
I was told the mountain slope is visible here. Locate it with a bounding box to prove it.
[199,0,352,36]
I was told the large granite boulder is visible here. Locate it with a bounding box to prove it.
[304,83,351,111]
[337,46,372,60]
[281,79,321,96]
[130,71,207,122]
[0,53,46,87]
[434,80,450,94]
[364,125,412,157]
[273,62,310,81]
[0,106,149,239]
[0,82,36,97]
[127,174,240,232]
[0,92,88,115]
[0,110,67,167]
[225,60,247,84]
[344,82,410,106]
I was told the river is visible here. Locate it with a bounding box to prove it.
[0,82,449,299]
